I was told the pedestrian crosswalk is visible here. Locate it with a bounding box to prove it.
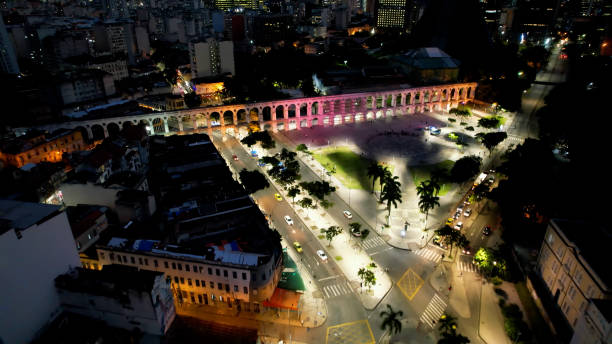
[420,294,447,328]
[457,260,479,273]
[414,246,442,263]
[322,282,353,299]
[361,236,386,250]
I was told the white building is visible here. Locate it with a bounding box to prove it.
[96,237,282,312]
[55,266,176,335]
[570,299,612,344]
[0,200,81,344]
[135,26,151,57]
[58,70,116,105]
[189,38,235,78]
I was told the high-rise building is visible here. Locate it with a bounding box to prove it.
[0,200,81,344]
[189,38,235,78]
[375,0,422,31]
[0,14,19,74]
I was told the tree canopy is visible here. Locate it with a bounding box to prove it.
[238,169,269,194]
[449,155,482,183]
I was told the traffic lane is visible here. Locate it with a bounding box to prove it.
[217,138,342,279]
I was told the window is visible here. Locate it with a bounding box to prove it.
[178,263,183,271]
[234,285,238,292]
[138,257,143,265]
[210,281,215,289]
[211,294,215,301]
[218,283,223,290]
[198,294,203,303]
[568,286,576,300]
[219,296,224,302]
[144,259,149,266]
[190,292,195,303]
[174,276,179,284]
[242,272,247,280]
[186,265,190,272]
[201,280,206,287]
[172,262,176,270]
[194,265,198,272]
[575,272,583,284]
[188,278,192,286]
[154,260,158,267]
[100,252,105,260]
[208,267,213,275]
[253,273,256,282]
[195,280,200,287]
[233,271,237,279]
[243,287,248,294]
[131,256,135,264]
[164,261,169,268]
[180,277,185,284]
[225,284,229,292]
[216,269,220,276]
[224,270,228,277]
[547,233,554,244]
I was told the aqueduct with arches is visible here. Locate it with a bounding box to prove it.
[40,82,477,141]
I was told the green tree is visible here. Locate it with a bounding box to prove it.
[435,226,469,257]
[380,175,402,225]
[380,304,403,337]
[367,162,386,194]
[296,143,308,153]
[240,130,275,149]
[473,247,508,278]
[478,117,501,129]
[379,167,392,196]
[324,225,343,246]
[417,179,441,197]
[450,155,482,183]
[297,197,315,216]
[476,132,508,155]
[349,222,362,233]
[299,181,336,204]
[418,193,440,231]
[437,314,470,344]
[238,169,269,193]
[358,267,376,291]
[287,186,300,204]
[320,199,334,209]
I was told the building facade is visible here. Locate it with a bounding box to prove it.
[570,299,612,344]
[58,69,116,105]
[96,238,283,313]
[190,38,235,78]
[537,219,612,329]
[0,130,84,168]
[0,200,81,344]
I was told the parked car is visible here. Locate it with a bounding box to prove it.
[343,210,353,219]
[456,204,464,214]
[463,209,472,217]
[462,246,472,255]
[293,242,303,253]
[453,212,461,220]
[350,227,362,237]
[284,216,293,225]
[316,250,328,261]
[232,154,238,161]
[446,218,454,226]
[482,226,491,236]
[454,222,463,230]
[274,193,283,201]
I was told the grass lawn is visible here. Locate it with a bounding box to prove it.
[515,281,554,344]
[312,146,373,190]
[408,160,454,196]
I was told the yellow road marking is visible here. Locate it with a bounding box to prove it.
[325,319,375,344]
[397,268,424,301]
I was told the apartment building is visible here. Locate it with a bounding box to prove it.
[537,219,612,329]
[189,38,235,78]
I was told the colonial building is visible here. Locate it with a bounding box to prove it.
[0,129,84,168]
[537,219,612,329]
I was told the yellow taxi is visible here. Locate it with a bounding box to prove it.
[293,242,303,253]
[274,193,283,201]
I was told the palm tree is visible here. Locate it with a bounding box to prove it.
[418,193,440,230]
[380,175,402,225]
[380,304,404,337]
[438,313,457,335]
[379,167,393,197]
[437,313,470,344]
[417,179,441,197]
[366,162,384,194]
[435,226,469,258]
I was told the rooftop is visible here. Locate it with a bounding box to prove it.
[0,199,61,234]
[55,265,163,297]
[552,218,612,290]
[66,204,107,238]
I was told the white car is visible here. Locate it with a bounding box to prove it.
[284,216,293,225]
[343,210,353,219]
[454,222,463,230]
[463,209,472,217]
[316,250,328,261]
